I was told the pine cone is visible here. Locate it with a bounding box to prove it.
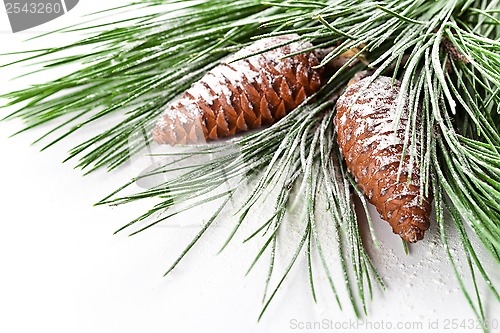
[334,76,432,243]
[152,34,324,145]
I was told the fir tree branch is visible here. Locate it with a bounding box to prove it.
[1,0,498,327]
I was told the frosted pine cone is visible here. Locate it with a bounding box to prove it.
[152,34,324,145]
[334,76,432,243]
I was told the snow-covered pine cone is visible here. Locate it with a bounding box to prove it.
[334,76,432,243]
[152,34,324,145]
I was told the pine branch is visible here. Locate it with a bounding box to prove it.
[1,0,499,327]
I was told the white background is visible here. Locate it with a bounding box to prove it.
[0,1,499,332]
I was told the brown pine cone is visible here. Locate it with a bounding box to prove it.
[334,76,432,243]
[152,34,324,145]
